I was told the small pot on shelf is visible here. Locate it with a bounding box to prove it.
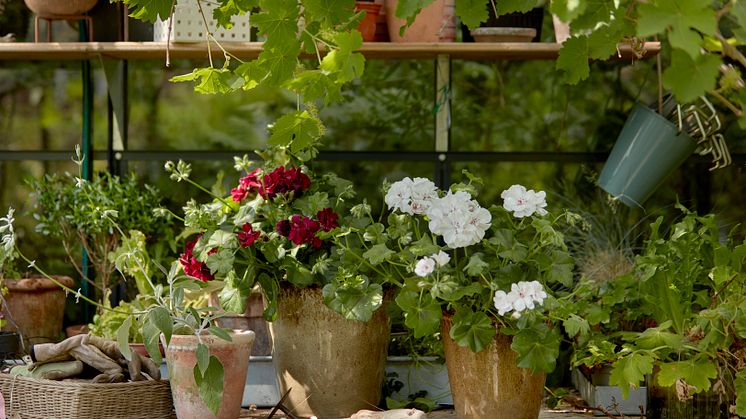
[23,0,98,16]
[356,1,383,42]
[463,6,545,43]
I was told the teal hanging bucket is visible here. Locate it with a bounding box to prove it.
[598,104,697,207]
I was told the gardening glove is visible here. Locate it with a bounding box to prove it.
[84,335,161,381]
[11,360,84,380]
[32,334,125,383]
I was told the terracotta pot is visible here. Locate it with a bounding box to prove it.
[165,330,255,419]
[65,324,89,337]
[130,342,165,359]
[2,276,73,347]
[23,0,98,16]
[384,0,455,42]
[209,290,271,356]
[441,315,545,419]
[356,1,383,42]
[269,286,390,418]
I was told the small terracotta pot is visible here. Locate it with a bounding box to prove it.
[130,342,165,359]
[165,330,255,419]
[3,276,73,347]
[356,1,383,42]
[384,0,455,42]
[23,0,98,16]
[441,315,546,419]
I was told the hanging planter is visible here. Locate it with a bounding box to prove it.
[598,103,697,207]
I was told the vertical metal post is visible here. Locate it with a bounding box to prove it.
[80,21,94,322]
[434,54,451,188]
[103,60,128,176]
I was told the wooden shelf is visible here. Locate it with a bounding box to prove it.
[0,41,660,61]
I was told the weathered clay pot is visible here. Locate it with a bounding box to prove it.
[2,276,73,347]
[356,1,383,42]
[441,315,546,419]
[165,330,255,419]
[209,289,271,356]
[23,0,98,16]
[385,0,456,42]
[269,286,390,418]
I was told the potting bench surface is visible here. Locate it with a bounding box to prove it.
[238,407,608,418]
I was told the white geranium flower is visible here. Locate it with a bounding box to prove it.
[426,191,491,248]
[493,290,513,316]
[501,184,548,218]
[385,177,438,215]
[414,257,436,277]
[510,281,536,312]
[431,250,450,267]
[385,178,413,213]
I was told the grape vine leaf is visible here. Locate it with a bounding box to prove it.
[550,0,588,24]
[268,109,324,152]
[493,0,539,15]
[304,0,356,27]
[455,0,489,30]
[556,36,590,84]
[320,31,365,83]
[449,308,495,353]
[213,0,257,28]
[170,68,236,95]
[663,50,721,103]
[587,14,635,60]
[395,0,436,31]
[609,353,655,399]
[252,0,300,47]
[234,61,268,91]
[218,269,252,313]
[637,0,717,59]
[570,0,616,32]
[118,0,173,23]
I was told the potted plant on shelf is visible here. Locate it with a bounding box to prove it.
[338,173,576,419]
[571,207,746,417]
[160,138,391,418]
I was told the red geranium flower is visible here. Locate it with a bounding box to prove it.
[238,223,261,247]
[287,214,322,248]
[276,219,291,237]
[260,166,311,200]
[316,208,339,232]
[179,237,214,282]
[231,168,262,202]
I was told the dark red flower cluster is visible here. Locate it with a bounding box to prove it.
[237,223,261,247]
[276,219,291,237]
[231,168,262,202]
[259,166,311,200]
[179,237,214,282]
[287,215,322,248]
[316,208,339,232]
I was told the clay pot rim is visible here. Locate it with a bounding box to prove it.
[4,276,75,291]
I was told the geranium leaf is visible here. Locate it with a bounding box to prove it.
[609,353,655,399]
[563,314,590,338]
[510,324,560,373]
[363,243,396,265]
[408,235,440,257]
[449,308,495,353]
[193,356,224,416]
[634,321,683,350]
[493,0,538,15]
[463,252,489,276]
[395,291,441,338]
[219,269,253,313]
[206,250,236,276]
[322,276,383,321]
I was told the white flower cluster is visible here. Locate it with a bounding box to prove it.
[493,281,547,318]
[413,251,450,277]
[427,191,491,248]
[385,178,492,249]
[385,177,439,215]
[0,208,16,265]
[501,185,548,218]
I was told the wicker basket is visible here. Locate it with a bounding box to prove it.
[0,373,175,419]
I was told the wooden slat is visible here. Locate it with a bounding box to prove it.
[0,41,661,61]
